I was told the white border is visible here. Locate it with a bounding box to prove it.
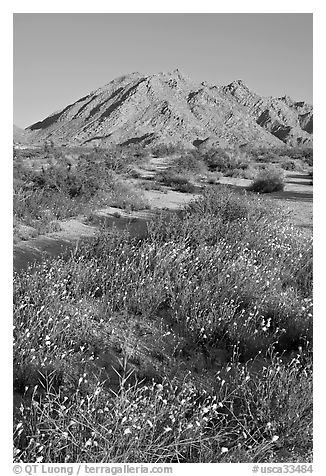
[3,2,324,474]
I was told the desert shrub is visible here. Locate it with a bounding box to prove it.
[175,182,197,193]
[202,148,232,171]
[283,147,313,165]
[107,183,150,211]
[280,157,303,171]
[206,173,221,185]
[202,148,250,174]
[240,167,258,180]
[127,168,142,179]
[151,143,184,157]
[158,171,197,193]
[172,151,206,174]
[223,166,257,179]
[246,146,313,167]
[249,168,285,193]
[257,152,282,164]
[138,180,165,191]
[302,149,313,167]
[122,143,149,159]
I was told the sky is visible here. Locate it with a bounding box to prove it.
[13,13,313,128]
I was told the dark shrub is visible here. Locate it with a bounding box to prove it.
[280,157,303,171]
[158,171,196,193]
[151,143,184,157]
[203,148,231,171]
[249,168,285,193]
[173,151,206,174]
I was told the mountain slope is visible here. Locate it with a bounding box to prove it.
[25,70,313,148]
[222,80,313,146]
[13,124,35,146]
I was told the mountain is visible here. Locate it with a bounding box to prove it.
[24,70,313,149]
[13,124,34,146]
[222,80,313,146]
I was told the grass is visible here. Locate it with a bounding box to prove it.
[13,186,312,463]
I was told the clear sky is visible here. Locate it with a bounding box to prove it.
[13,13,313,128]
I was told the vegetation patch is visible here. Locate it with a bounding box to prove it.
[249,168,285,193]
[13,148,150,239]
[14,187,312,463]
[158,170,197,193]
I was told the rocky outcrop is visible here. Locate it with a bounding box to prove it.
[25,70,313,149]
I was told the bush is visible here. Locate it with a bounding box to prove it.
[249,168,285,193]
[280,157,303,171]
[151,143,184,157]
[107,183,150,211]
[138,180,164,192]
[224,167,257,179]
[206,174,220,185]
[203,148,232,172]
[202,148,250,174]
[245,146,313,167]
[158,171,196,193]
[172,151,206,175]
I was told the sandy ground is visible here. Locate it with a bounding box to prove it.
[218,170,313,234]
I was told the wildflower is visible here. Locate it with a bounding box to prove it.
[124,428,132,435]
[164,427,172,433]
[272,435,279,442]
[221,447,229,453]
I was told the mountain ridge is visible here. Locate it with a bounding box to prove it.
[23,70,313,149]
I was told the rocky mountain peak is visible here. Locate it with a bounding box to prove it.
[24,70,313,149]
[225,79,251,93]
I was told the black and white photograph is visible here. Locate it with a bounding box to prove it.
[10,5,315,470]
